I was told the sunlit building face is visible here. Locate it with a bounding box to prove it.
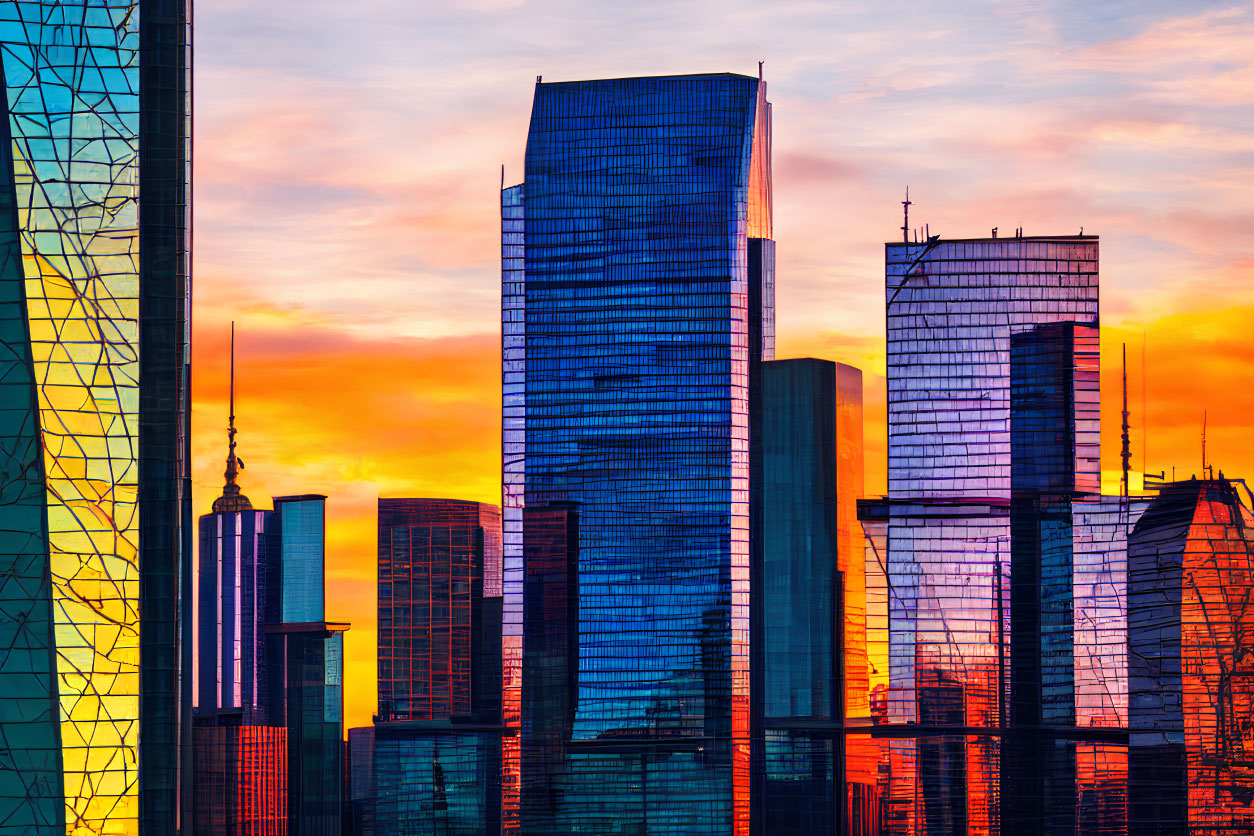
[0,2,190,833]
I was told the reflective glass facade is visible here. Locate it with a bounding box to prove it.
[376,499,502,723]
[0,2,191,833]
[369,724,502,836]
[277,627,344,836]
[358,500,504,835]
[1128,479,1254,834]
[754,359,856,834]
[191,723,287,836]
[506,72,772,834]
[275,497,326,623]
[196,510,277,721]
[876,236,1100,833]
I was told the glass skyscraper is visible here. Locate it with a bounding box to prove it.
[350,498,504,836]
[192,482,346,835]
[879,235,1100,832]
[266,495,346,836]
[376,499,502,725]
[754,358,864,834]
[1128,478,1254,834]
[0,2,191,834]
[503,72,773,834]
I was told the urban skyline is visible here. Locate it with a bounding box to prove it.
[0,1,1250,833]
[188,3,1254,736]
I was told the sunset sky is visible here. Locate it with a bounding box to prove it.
[191,0,1254,732]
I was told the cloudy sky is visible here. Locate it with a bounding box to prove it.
[191,0,1254,730]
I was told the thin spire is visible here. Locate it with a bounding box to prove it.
[1121,343,1131,499]
[213,321,252,513]
[1202,409,1210,480]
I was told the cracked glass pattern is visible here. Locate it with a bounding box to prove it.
[505,73,770,835]
[0,3,141,833]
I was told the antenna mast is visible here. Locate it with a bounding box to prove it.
[1202,410,1208,479]
[1121,343,1131,498]
[1141,330,1147,477]
[901,187,912,244]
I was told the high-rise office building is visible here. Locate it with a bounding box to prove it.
[377,499,502,724]
[351,498,504,836]
[754,359,863,833]
[1128,477,1254,834]
[266,495,347,836]
[191,351,287,836]
[1002,321,1143,834]
[0,3,191,833]
[504,72,773,834]
[879,234,1099,832]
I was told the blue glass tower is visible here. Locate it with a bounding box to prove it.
[504,72,773,834]
[753,359,849,834]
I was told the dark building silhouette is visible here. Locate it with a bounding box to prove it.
[752,358,863,834]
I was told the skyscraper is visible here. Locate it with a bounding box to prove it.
[191,337,286,836]
[753,358,863,834]
[190,350,347,835]
[354,498,504,836]
[0,3,191,834]
[266,495,347,836]
[1128,477,1254,834]
[504,72,773,834]
[377,499,502,725]
[879,234,1099,831]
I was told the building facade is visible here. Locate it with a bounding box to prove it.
[504,72,773,834]
[1128,478,1254,834]
[754,359,863,834]
[0,2,192,833]
[879,235,1100,832]
[377,499,503,724]
[349,498,504,836]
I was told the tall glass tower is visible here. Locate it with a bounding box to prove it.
[503,72,773,834]
[880,235,1099,833]
[0,2,192,834]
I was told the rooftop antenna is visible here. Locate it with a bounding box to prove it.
[902,187,912,244]
[1202,409,1209,479]
[1121,343,1131,499]
[758,60,764,80]
[212,322,252,513]
[1141,329,1147,479]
